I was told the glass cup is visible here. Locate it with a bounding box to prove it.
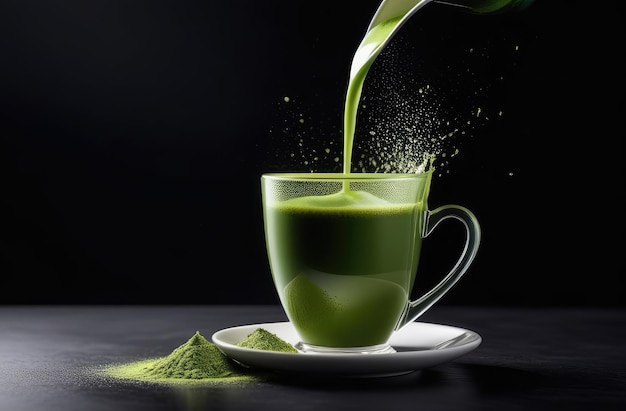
[261,171,480,354]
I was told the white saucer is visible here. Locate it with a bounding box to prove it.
[212,321,481,377]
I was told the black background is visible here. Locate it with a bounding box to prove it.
[2,1,624,305]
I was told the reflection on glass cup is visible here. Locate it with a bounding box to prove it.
[261,171,480,354]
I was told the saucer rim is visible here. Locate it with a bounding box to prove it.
[211,321,481,377]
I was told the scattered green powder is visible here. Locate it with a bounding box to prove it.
[103,331,254,385]
[236,328,299,353]
[102,329,299,385]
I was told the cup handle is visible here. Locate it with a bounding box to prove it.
[395,205,481,330]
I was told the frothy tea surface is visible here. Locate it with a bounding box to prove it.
[277,189,397,209]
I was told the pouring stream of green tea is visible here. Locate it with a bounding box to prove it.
[342,0,535,174]
[343,0,430,174]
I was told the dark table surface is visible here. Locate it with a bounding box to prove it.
[1,305,624,411]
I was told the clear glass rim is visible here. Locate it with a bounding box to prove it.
[261,171,432,182]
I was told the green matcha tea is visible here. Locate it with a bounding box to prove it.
[264,187,427,348]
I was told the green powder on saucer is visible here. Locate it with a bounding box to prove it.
[236,328,298,353]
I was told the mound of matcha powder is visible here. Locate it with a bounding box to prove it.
[236,328,298,353]
[104,331,253,384]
